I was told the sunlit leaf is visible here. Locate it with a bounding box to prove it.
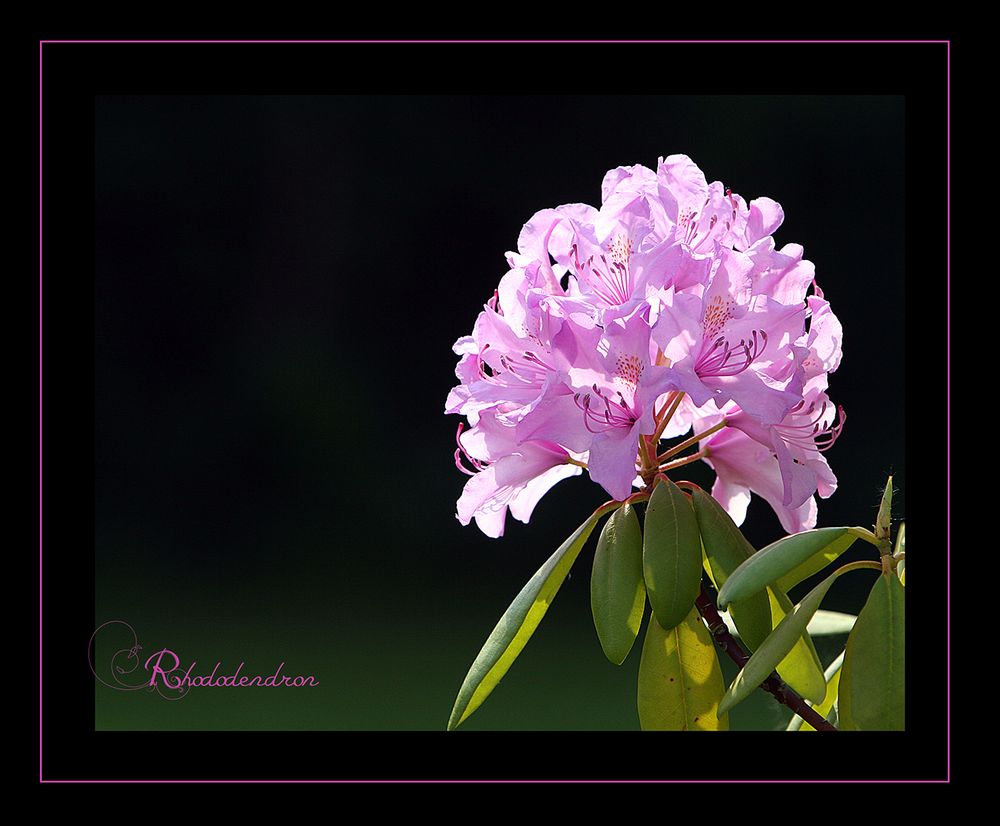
[839,574,905,730]
[793,651,845,732]
[719,574,839,715]
[643,479,702,631]
[806,610,857,636]
[720,605,848,640]
[717,527,859,608]
[638,608,728,731]
[769,586,826,704]
[591,504,646,665]
[691,488,772,651]
[447,510,602,730]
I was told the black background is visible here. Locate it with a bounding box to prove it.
[40,39,949,781]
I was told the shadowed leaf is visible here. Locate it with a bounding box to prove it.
[591,504,646,665]
[643,479,702,630]
[718,527,860,608]
[839,574,905,730]
[691,488,772,651]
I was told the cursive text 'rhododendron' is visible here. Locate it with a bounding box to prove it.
[445,155,904,733]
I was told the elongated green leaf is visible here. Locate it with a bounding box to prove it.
[718,527,859,608]
[643,479,702,630]
[775,531,859,593]
[876,476,893,543]
[591,504,646,665]
[638,608,728,730]
[719,573,840,715]
[769,586,826,703]
[805,610,857,636]
[447,511,602,730]
[691,489,772,651]
[839,574,905,730]
[715,609,849,640]
[790,651,845,731]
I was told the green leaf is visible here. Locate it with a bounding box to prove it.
[637,607,728,730]
[768,586,826,703]
[839,574,905,730]
[691,488,772,651]
[805,610,857,636]
[719,573,840,715]
[714,609,852,639]
[774,531,859,593]
[788,651,844,731]
[591,504,646,665]
[876,476,893,543]
[447,511,602,730]
[851,526,881,548]
[642,479,702,630]
[717,527,859,608]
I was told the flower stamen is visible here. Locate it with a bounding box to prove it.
[695,330,767,378]
[454,422,487,476]
[574,384,638,434]
[776,401,846,452]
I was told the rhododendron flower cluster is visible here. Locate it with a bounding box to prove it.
[447,155,843,538]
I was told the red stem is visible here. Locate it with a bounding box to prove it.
[694,584,838,732]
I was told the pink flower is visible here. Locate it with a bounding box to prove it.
[447,154,844,537]
[656,154,750,253]
[698,381,844,533]
[651,248,806,425]
[570,304,678,500]
[445,305,563,427]
[801,288,844,382]
[512,303,678,501]
[454,413,581,538]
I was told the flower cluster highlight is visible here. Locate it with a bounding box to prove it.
[447,155,843,538]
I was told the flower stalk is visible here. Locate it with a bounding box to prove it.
[656,449,710,474]
[657,419,728,464]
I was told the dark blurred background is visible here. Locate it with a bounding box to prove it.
[94,95,904,731]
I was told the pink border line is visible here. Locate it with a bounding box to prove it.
[945,40,952,783]
[38,39,44,785]
[40,39,950,45]
[39,37,951,785]
[41,778,949,784]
